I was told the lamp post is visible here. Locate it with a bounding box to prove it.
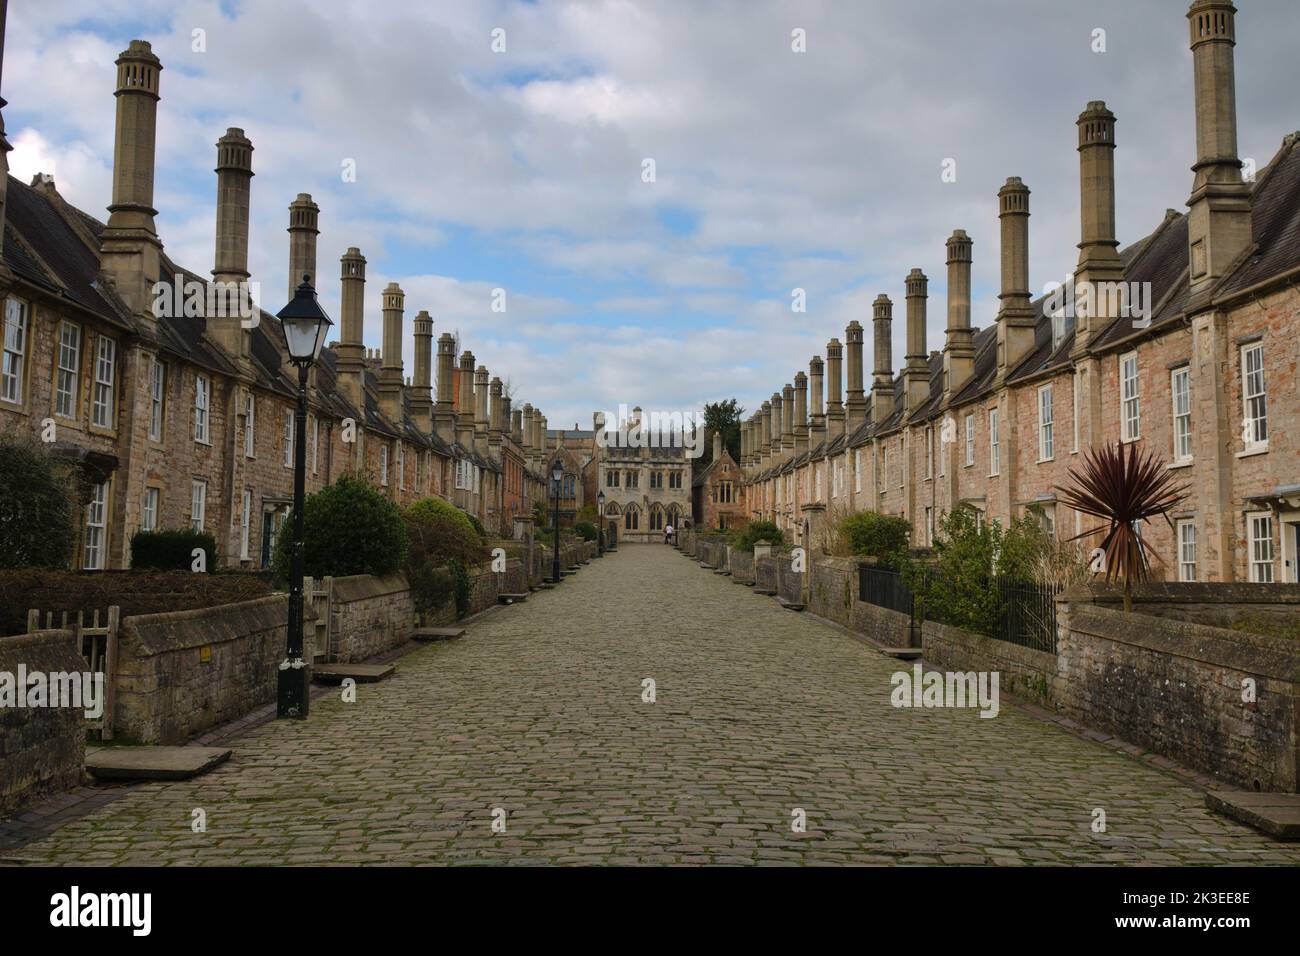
[550,457,563,583]
[275,274,333,719]
[596,489,605,556]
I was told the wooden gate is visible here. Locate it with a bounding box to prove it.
[26,605,120,740]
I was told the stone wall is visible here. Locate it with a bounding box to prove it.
[1065,582,1300,632]
[328,573,416,661]
[113,594,307,745]
[728,548,755,585]
[921,619,1059,708]
[0,630,89,817]
[1057,601,1300,792]
[777,554,802,604]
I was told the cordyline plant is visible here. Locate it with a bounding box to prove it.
[1056,441,1189,613]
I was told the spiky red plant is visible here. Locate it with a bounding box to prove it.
[1056,441,1189,612]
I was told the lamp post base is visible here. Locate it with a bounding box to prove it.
[277,665,310,719]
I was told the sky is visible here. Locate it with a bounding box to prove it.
[6,0,1299,429]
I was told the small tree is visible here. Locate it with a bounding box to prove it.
[272,473,407,579]
[0,431,83,569]
[735,519,783,552]
[1057,441,1189,612]
[840,511,910,567]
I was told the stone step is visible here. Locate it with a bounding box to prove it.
[753,588,777,596]
[411,626,465,642]
[86,746,231,782]
[312,663,395,684]
[498,593,530,605]
[776,597,805,612]
[531,581,556,590]
[1206,791,1300,840]
[880,647,923,660]
[713,569,732,576]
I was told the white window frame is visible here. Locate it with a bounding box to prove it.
[1241,342,1267,449]
[2,296,29,404]
[91,336,116,428]
[240,489,252,561]
[964,413,974,467]
[56,321,82,419]
[1120,351,1140,442]
[194,374,211,444]
[84,481,108,570]
[141,487,159,533]
[191,479,207,532]
[988,408,1000,476]
[1038,384,1054,462]
[1072,368,1083,454]
[310,415,319,475]
[924,425,933,480]
[148,357,165,441]
[1176,519,1197,582]
[854,449,862,493]
[244,393,256,458]
[283,408,294,468]
[1248,513,1274,583]
[380,444,390,486]
[1171,366,1192,463]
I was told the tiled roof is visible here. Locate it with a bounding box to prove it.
[1220,133,1300,296]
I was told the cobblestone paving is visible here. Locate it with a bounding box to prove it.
[14,545,1300,865]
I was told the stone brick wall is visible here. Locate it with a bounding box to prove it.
[113,593,307,744]
[328,573,415,662]
[728,548,754,585]
[0,630,89,817]
[1057,601,1300,792]
[1064,581,1300,631]
[921,619,1059,708]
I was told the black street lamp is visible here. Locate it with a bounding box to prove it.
[275,274,333,720]
[596,489,605,556]
[550,457,564,583]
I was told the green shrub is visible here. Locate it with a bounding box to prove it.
[272,473,407,579]
[572,521,598,542]
[734,520,783,552]
[404,497,487,568]
[0,431,83,569]
[130,528,220,572]
[840,511,910,567]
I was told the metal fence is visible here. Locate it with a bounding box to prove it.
[856,564,1060,654]
[857,565,914,617]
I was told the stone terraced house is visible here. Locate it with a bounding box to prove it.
[593,407,692,543]
[742,1,1299,584]
[0,38,552,570]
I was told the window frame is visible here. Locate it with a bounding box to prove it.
[988,407,1000,476]
[1119,351,1140,442]
[1170,366,1192,463]
[191,479,208,532]
[149,357,166,441]
[91,335,117,429]
[1176,518,1197,582]
[1038,383,1054,462]
[2,296,29,406]
[1248,512,1274,583]
[55,320,82,420]
[964,413,974,467]
[194,374,211,444]
[84,480,108,570]
[1240,342,1267,449]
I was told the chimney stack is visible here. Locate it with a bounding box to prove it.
[100,40,164,324]
[457,351,476,450]
[521,404,535,459]
[410,310,433,423]
[1186,0,1252,304]
[871,296,894,426]
[781,383,795,456]
[997,177,1037,376]
[825,338,844,439]
[336,248,366,410]
[845,321,867,431]
[434,332,457,442]
[943,230,975,403]
[769,392,783,462]
[512,407,523,445]
[903,269,929,411]
[489,377,504,457]
[759,401,772,468]
[379,283,405,422]
[209,128,255,363]
[1072,104,1126,353]
[809,355,826,445]
[474,365,490,455]
[712,428,723,462]
[793,371,809,453]
[287,193,319,302]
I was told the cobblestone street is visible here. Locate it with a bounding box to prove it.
[12,544,1300,866]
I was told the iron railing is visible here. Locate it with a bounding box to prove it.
[857,565,915,617]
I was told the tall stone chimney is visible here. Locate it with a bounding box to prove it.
[943,230,975,403]
[287,193,319,302]
[489,377,504,457]
[791,371,807,453]
[100,40,164,325]
[208,129,255,363]
[410,310,433,424]
[997,177,1037,376]
[474,365,490,455]
[457,352,476,450]
[845,321,867,431]
[825,338,845,439]
[759,401,772,468]
[712,428,723,462]
[512,407,523,445]
[434,332,457,442]
[769,392,783,462]
[871,296,894,426]
[379,283,405,422]
[336,248,366,410]
[809,355,826,445]
[903,269,929,411]
[1072,104,1125,353]
[780,383,795,456]
[521,404,535,461]
[1186,0,1251,305]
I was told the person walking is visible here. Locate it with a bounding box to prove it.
[664,522,674,546]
